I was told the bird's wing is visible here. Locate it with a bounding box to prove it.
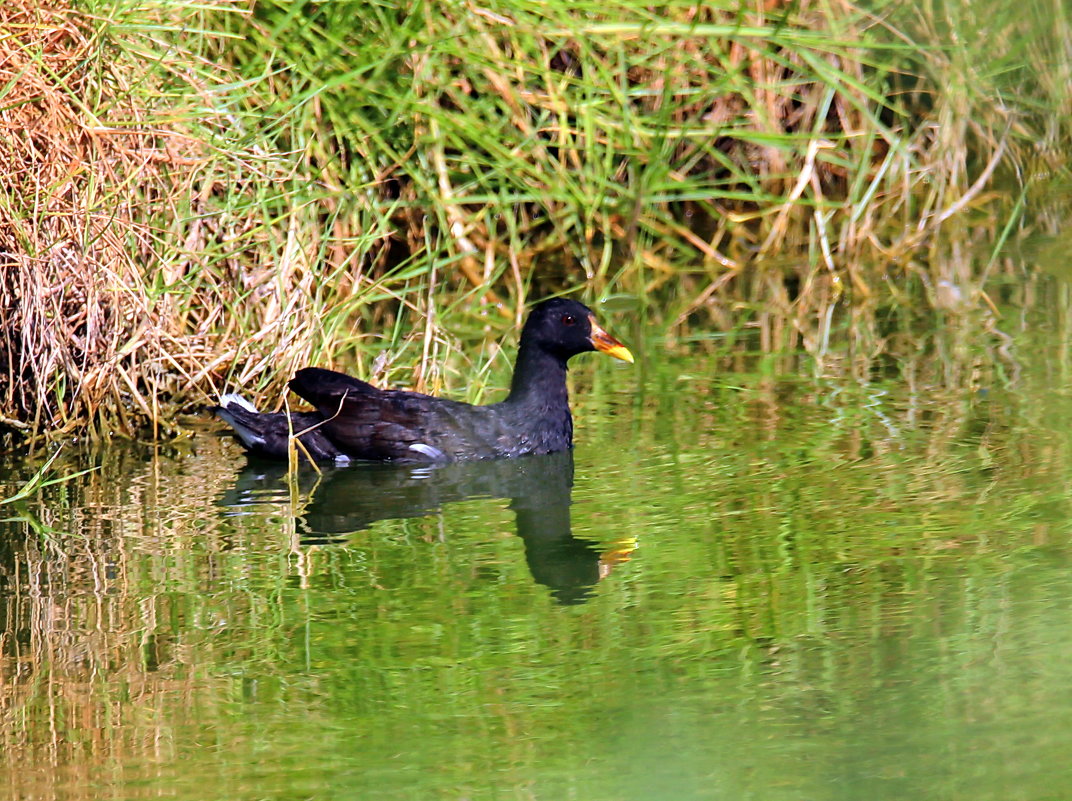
[290,367,506,461]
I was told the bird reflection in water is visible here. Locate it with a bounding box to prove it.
[218,451,634,604]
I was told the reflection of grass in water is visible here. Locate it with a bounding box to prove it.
[1,448,98,549]
[1,448,96,507]
[2,354,1072,796]
[0,0,1069,441]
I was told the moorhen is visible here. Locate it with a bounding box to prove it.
[214,298,633,463]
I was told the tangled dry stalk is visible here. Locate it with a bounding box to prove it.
[0,1,393,446]
[0,2,204,441]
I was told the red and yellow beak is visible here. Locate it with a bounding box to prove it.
[588,316,634,363]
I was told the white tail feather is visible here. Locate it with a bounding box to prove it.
[216,394,265,449]
[219,393,258,413]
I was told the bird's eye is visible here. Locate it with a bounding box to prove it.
[561,314,577,326]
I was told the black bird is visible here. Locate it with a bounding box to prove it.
[213,298,633,463]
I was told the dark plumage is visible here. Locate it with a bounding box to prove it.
[213,298,633,463]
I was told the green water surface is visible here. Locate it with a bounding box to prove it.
[3,329,1072,800]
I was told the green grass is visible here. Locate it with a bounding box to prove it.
[0,0,1069,440]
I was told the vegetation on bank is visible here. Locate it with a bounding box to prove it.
[0,0,1069,444]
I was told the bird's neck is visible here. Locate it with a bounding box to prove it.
[506,343,569,408]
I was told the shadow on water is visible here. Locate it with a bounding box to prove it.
[217,450,631,605]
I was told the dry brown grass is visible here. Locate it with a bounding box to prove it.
[0,2,203,441]
[0,1,402,446]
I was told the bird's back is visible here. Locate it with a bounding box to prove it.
[289,367,572,462]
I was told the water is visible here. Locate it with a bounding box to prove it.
[4,327,1072,800]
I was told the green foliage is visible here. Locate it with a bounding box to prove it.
[1,0,1069,439]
